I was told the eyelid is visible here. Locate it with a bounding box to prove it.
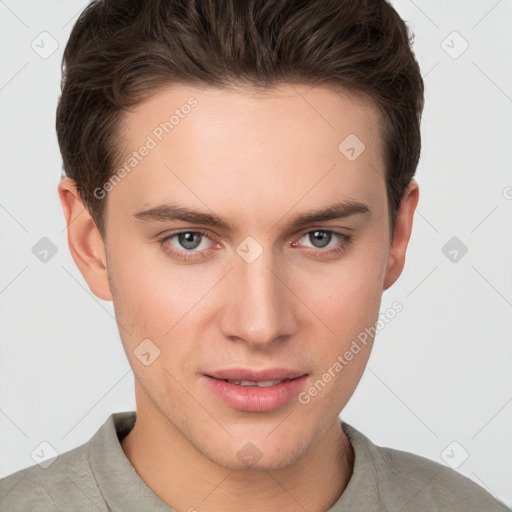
[159,227,352,261]
[158,229,218,262]
[292,229,351,249]
[290,224,354,237]
[160,227,351,245]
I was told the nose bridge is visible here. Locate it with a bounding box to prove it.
[219,241,296,347]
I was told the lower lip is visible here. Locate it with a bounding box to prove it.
[203,375,309,413]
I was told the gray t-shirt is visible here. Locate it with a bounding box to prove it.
[0,411,509,511]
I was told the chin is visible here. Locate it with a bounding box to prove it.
[201,433,313,472]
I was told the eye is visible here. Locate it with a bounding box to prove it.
[302,230,335,249]
[293,230,352,256]
[159,230,217,261]
[170,231,210,251]
[159,228,352,262]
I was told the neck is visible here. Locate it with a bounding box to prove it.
[121,401,354,512]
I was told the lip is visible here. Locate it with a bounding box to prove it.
[205,367,306,381]
[202,368,309,413]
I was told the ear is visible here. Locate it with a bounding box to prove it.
[58,177,113,301]
[383,180,419,290]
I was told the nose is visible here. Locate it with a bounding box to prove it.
[218,248,297,350]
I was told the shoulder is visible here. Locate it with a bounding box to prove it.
[0,438,107,511]
[342,423,510,511]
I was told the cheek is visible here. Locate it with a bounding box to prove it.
[106,238,217,367]
[107,257,202,397]
[303,238,388,334]
[105,236,179,344]
[296,260,385,414]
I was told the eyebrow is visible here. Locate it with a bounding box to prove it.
[133,200,370,231]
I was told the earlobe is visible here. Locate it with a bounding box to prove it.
[383,180,419,290]
[58,177,113,301]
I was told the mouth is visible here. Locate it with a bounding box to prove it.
[202,368,309,413]
[216,378,293,387]
[205,367,307,382]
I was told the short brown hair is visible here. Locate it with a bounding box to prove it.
[56,0,424,237]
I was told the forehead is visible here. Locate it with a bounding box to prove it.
[124,83,383,148]
[108,83,386,227]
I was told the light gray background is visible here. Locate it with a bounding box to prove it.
[1,0,511,507]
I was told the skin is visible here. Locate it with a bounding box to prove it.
[58,84,418,512]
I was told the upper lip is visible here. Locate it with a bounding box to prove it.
[205,368,308,381]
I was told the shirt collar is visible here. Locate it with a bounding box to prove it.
[88,411,382,512]
[88,411,176,511]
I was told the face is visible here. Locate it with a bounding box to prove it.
[60,83,417,471]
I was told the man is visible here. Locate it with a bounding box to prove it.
[0,0,509,511]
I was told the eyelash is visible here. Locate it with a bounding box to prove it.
[158,229,352,261]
